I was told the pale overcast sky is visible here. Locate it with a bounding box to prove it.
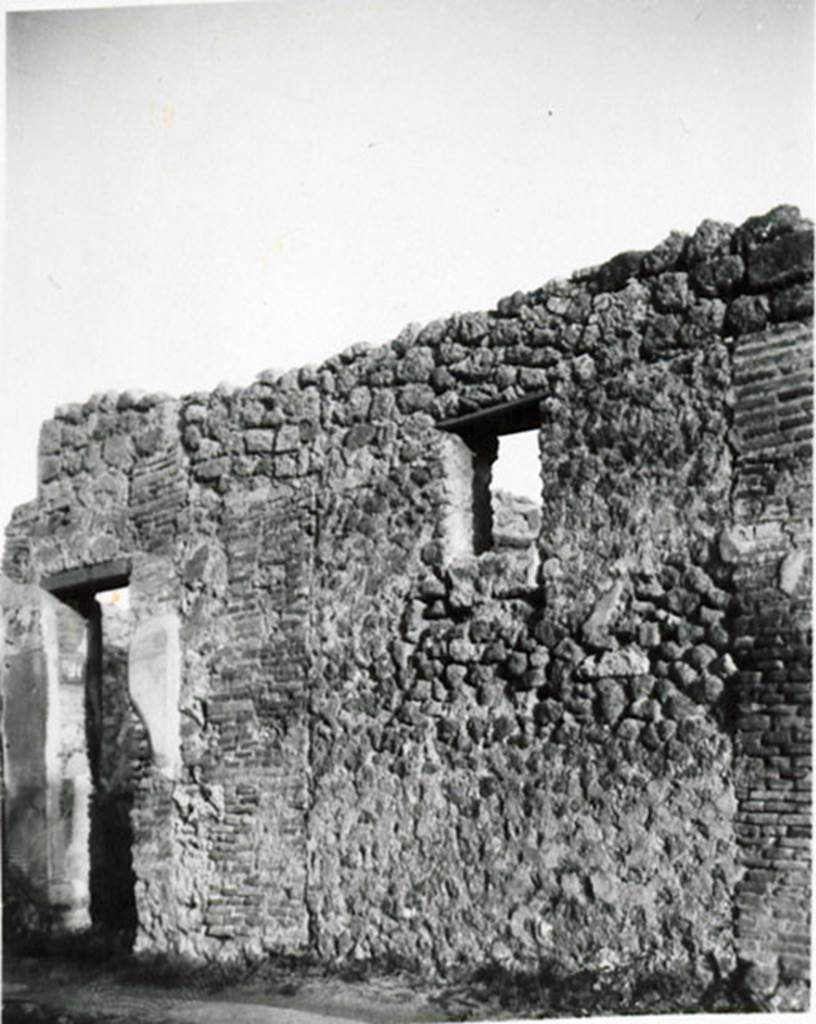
[2,0,813,533]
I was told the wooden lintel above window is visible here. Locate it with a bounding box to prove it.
[438,393,544,439]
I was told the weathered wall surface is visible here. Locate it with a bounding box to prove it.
[0,581,92,931]
[728,320,812,998]
[2,582,54,897]
[2,205,812,1007]
[301,207,811,1006]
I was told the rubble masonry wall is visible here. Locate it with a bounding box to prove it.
[2,205,812,1004]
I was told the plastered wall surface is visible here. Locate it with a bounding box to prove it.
[1,205,812,1010]
[1,582,92,930]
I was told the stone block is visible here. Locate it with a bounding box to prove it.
[38,455,61,483]
[596,678,626,725]
[686,218,734,263]
[103,433,133,467]
[726,295,771,336]
[275,424,301,452]
[38,420,63,455]
[747,228,814,289]
[589,250,644,293]
[195,456,230,480]
[345,424,377,450]
[652,271,693,312]
[691,254,745,296]
[579,646,650,679]
[244,429,276,453]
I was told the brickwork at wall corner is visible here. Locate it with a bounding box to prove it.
[1,204,812,1010]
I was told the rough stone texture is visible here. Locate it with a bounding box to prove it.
[1,205,812,1008]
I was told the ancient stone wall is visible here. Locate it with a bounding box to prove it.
[2,205,812,1008]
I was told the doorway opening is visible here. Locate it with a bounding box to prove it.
[43,559,138,946]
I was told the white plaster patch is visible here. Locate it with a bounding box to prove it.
[778,548,807,596]
[582,578,627,644]
[128,613,181,779]
[718,525,755,563]
[440,432,475,560]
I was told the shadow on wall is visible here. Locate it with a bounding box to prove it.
[87,589,140,945]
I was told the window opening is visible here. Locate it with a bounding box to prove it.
[492,431,542,548]
[440,395,543,555]
[492,430,541,503]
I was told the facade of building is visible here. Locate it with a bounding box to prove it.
[2,205,812,1009]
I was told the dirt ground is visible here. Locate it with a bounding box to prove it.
[3,947,756,1024]
[4,952,493,1024]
